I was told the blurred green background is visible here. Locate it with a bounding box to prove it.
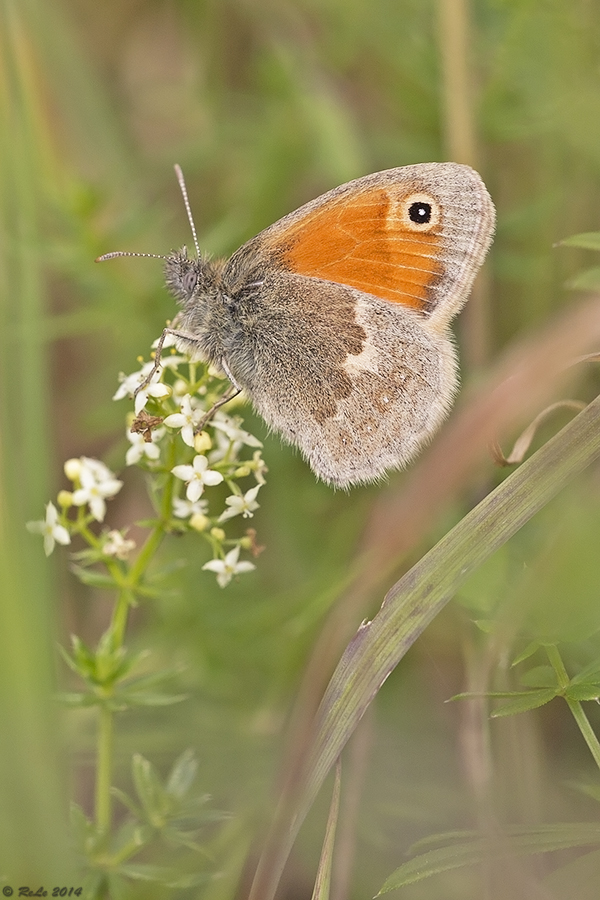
[3,1,600,897]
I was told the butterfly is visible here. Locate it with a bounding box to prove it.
[99,163,495,488]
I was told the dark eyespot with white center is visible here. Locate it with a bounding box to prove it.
[400,191,440,232]
[409,202,431,224]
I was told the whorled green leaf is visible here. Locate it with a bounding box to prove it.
[132,753,167,823]
[116,862,209,888]
[69,563,121,589]
[572,656,600,684]
[116,690,188,707]
[511,641,545,667]
[566,268,600,290]
[110,786,142,820]
[377,823,600,893]
[518,665,557,687]
[56,691,98,707]
[565,683,600,702]
[560,232,600,250]
[166,748,199,800]
[565,780,600,804]
[489,688,557,717]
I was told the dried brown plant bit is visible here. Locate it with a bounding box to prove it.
[492,400,587,466]
[131,410,164,442]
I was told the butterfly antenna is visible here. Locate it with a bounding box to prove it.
[95,251,167,262]
[174,163,201,258]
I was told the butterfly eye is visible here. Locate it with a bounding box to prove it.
[182,269,198,295]
[401,192,440,232]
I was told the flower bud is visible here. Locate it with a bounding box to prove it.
[190,513,209,532]
[194,431,212,453]
[57,490,74,508]
[64,458,82,481]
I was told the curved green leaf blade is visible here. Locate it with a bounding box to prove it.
[249,392,600,900]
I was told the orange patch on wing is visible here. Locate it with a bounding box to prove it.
[277,188,443,310]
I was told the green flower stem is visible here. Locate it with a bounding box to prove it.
[547,645,600,771]
[108,444,179,649]
[546,644,570,689]
[566,699,600,771]
[95,442,180,841]
[108,587,135,652]
[95,702,114,838]
[109,834,144,867]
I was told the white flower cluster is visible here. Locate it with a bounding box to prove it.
[27,347,267,588]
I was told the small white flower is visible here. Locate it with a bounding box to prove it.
[161,354,186,371]
[113,362,155,401]
[27,502,71,556]
[212,414,263,448]
[72,461,123,522]
[202,545,255,588]
[115,362,171,414]
[172,496,208,519]
[164,394,199,447]
[134,379,171,415]
[103,530,136,560]
[218,485,260,522]
[151,332,179,352]
[250,450,267,485]
[173,378,190,399]
[172,455,223,502]
[125,427,163,466]
[80,457,114,483]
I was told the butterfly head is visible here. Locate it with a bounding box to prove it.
[164,247,209,306]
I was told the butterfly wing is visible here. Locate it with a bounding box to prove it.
[234,162,494,326]
[222,163,494,486]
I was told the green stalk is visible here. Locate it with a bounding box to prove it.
[95,703,114,838]
[566,699,600,771]
[108,444,178,649]
[547,645,600,771]
[545,644,569,689]
[94,442,179,840]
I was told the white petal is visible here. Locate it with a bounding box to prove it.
[43,533,56,556]
[186,480,204,502]
[126,445,143,466]
[26,520,45,535]
[164,413,187,428]
[147,383,170,399]
[135,390,148,415]
[202,470,224,486]
[223,546,241,566]
[192,455,209,473]
[181,424,196,447]
[89,496,107,521]
[53,525,71,546]
[172,465,195,481]
[202,559,226,574]
[99,478,123,498]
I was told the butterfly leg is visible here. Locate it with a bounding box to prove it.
[133,325,207,397]
[194,385,241,433]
